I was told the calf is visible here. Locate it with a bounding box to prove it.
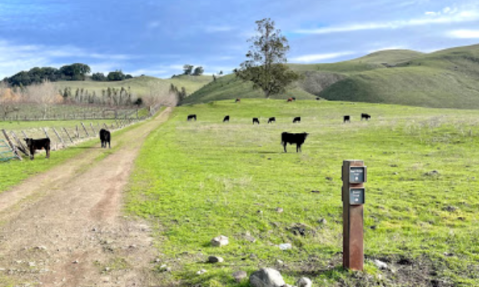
[24,138,50,160]
[223,115,230,122]
[235,98,241,103]
[287,98,293,102]
[99,129,111,148]
[187,114,197,121]
[253,118,260,125]
[268,117,276,124]
[281,132,309,153]
[343,115,350,123]
[361,113,371,121]
[293,117,301,123]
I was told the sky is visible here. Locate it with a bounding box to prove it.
[1,0,479,79]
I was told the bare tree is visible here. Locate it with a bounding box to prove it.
[24,81,61,119]
[144,80,178,107]
[0,82,20,118]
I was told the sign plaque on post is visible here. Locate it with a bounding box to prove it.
[342,160,366,271]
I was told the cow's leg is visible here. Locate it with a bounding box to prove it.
[283,143,287,153]
[30,148,34,160]
[46,148,50,158]
[108,140,111,149]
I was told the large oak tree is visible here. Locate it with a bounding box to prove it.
[235,18,300,98]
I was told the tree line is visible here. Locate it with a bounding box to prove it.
[3,63,133,87]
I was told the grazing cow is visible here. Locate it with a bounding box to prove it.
[293,117,301,123]
[99,129,111,148]
[361,113,371,121]
[253,118,260,125]
[287,98,293,102]
[223,115,230,122]
[24,138,50,160]
[343,115,350,123]
[235,98,241,103]
[281,132,309,153]
[292,97,296,101]
[316,97,320,101]
[268,117,276,124]
[187,114,197,121]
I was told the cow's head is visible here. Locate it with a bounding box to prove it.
[24,138,32,147]
[303,132,309,138]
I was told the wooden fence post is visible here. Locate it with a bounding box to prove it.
[103,123,109,130]
[63,127,74,143]
[2,129,22,161]
[10,131,30,157]
[81,122,90,137]
[21,130,28,139]
[90,123,96,135]
[42,128,50,139]
[52,128,65,147]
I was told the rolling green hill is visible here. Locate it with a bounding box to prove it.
[55,75,212,98]
[185,44,479,109]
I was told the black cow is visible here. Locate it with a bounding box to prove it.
[281,132,309,153]
[361,113,371,121]
[343,115,350,123]
[223,115,230,122]
[268,117,276,124]
[253,118,260,125]
[292,97,296,101]
[24,138,50,160]
[293,117,301,123]
[187,114,197,121]
[99,129,111,148]
[235,98,241,103]
[316,97,320,101]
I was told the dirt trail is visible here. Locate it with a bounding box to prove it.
[0,108,172,287]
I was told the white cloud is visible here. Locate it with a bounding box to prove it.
[295,8,479,34]
[447,29,479,39]
[290,52,355,63]
[148,21,160,28]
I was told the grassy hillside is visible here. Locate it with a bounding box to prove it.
[128,99,479,286]
[186,44,479,109]
[181,74,317,105]
[55,75,212,97]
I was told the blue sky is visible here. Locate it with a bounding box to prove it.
[1,0,479,78]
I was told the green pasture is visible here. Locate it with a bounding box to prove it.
[127,99,479,286]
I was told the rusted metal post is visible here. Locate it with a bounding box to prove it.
[342,160,367,271]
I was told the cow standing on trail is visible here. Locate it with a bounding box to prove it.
[24,138,50,160]
[99,129,111,148]
[281,132,309,153]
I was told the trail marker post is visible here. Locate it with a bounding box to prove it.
[342,160,367,271]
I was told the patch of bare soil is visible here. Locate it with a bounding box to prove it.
[0,108,172,287]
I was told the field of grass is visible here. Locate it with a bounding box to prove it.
[186,44,479,109]
[55,75,212,97]
[127,99,479,286]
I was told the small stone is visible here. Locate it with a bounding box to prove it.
[444,252,453,257]
[211,235,229,247]
[196,269,207,275]
[128,244,137,249]
[208,256,224,263]
[443,206,457,212]
[318,218,327,225]
[245,235,256,243]
[104,267,110,272]
[233,270,247,282]
[154,258,160,263]
[249,253,257,259]
[424,170,440,176]
[250,268,285,287]
[276,207,283,213]
[393,172,398,175]
[373,259,388,270]
[278,243,292,250]
[72,260,79,264]
[101,276,110,282]
[276,259,284,265]
[297,277,313,287]
[92,228,97,232]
